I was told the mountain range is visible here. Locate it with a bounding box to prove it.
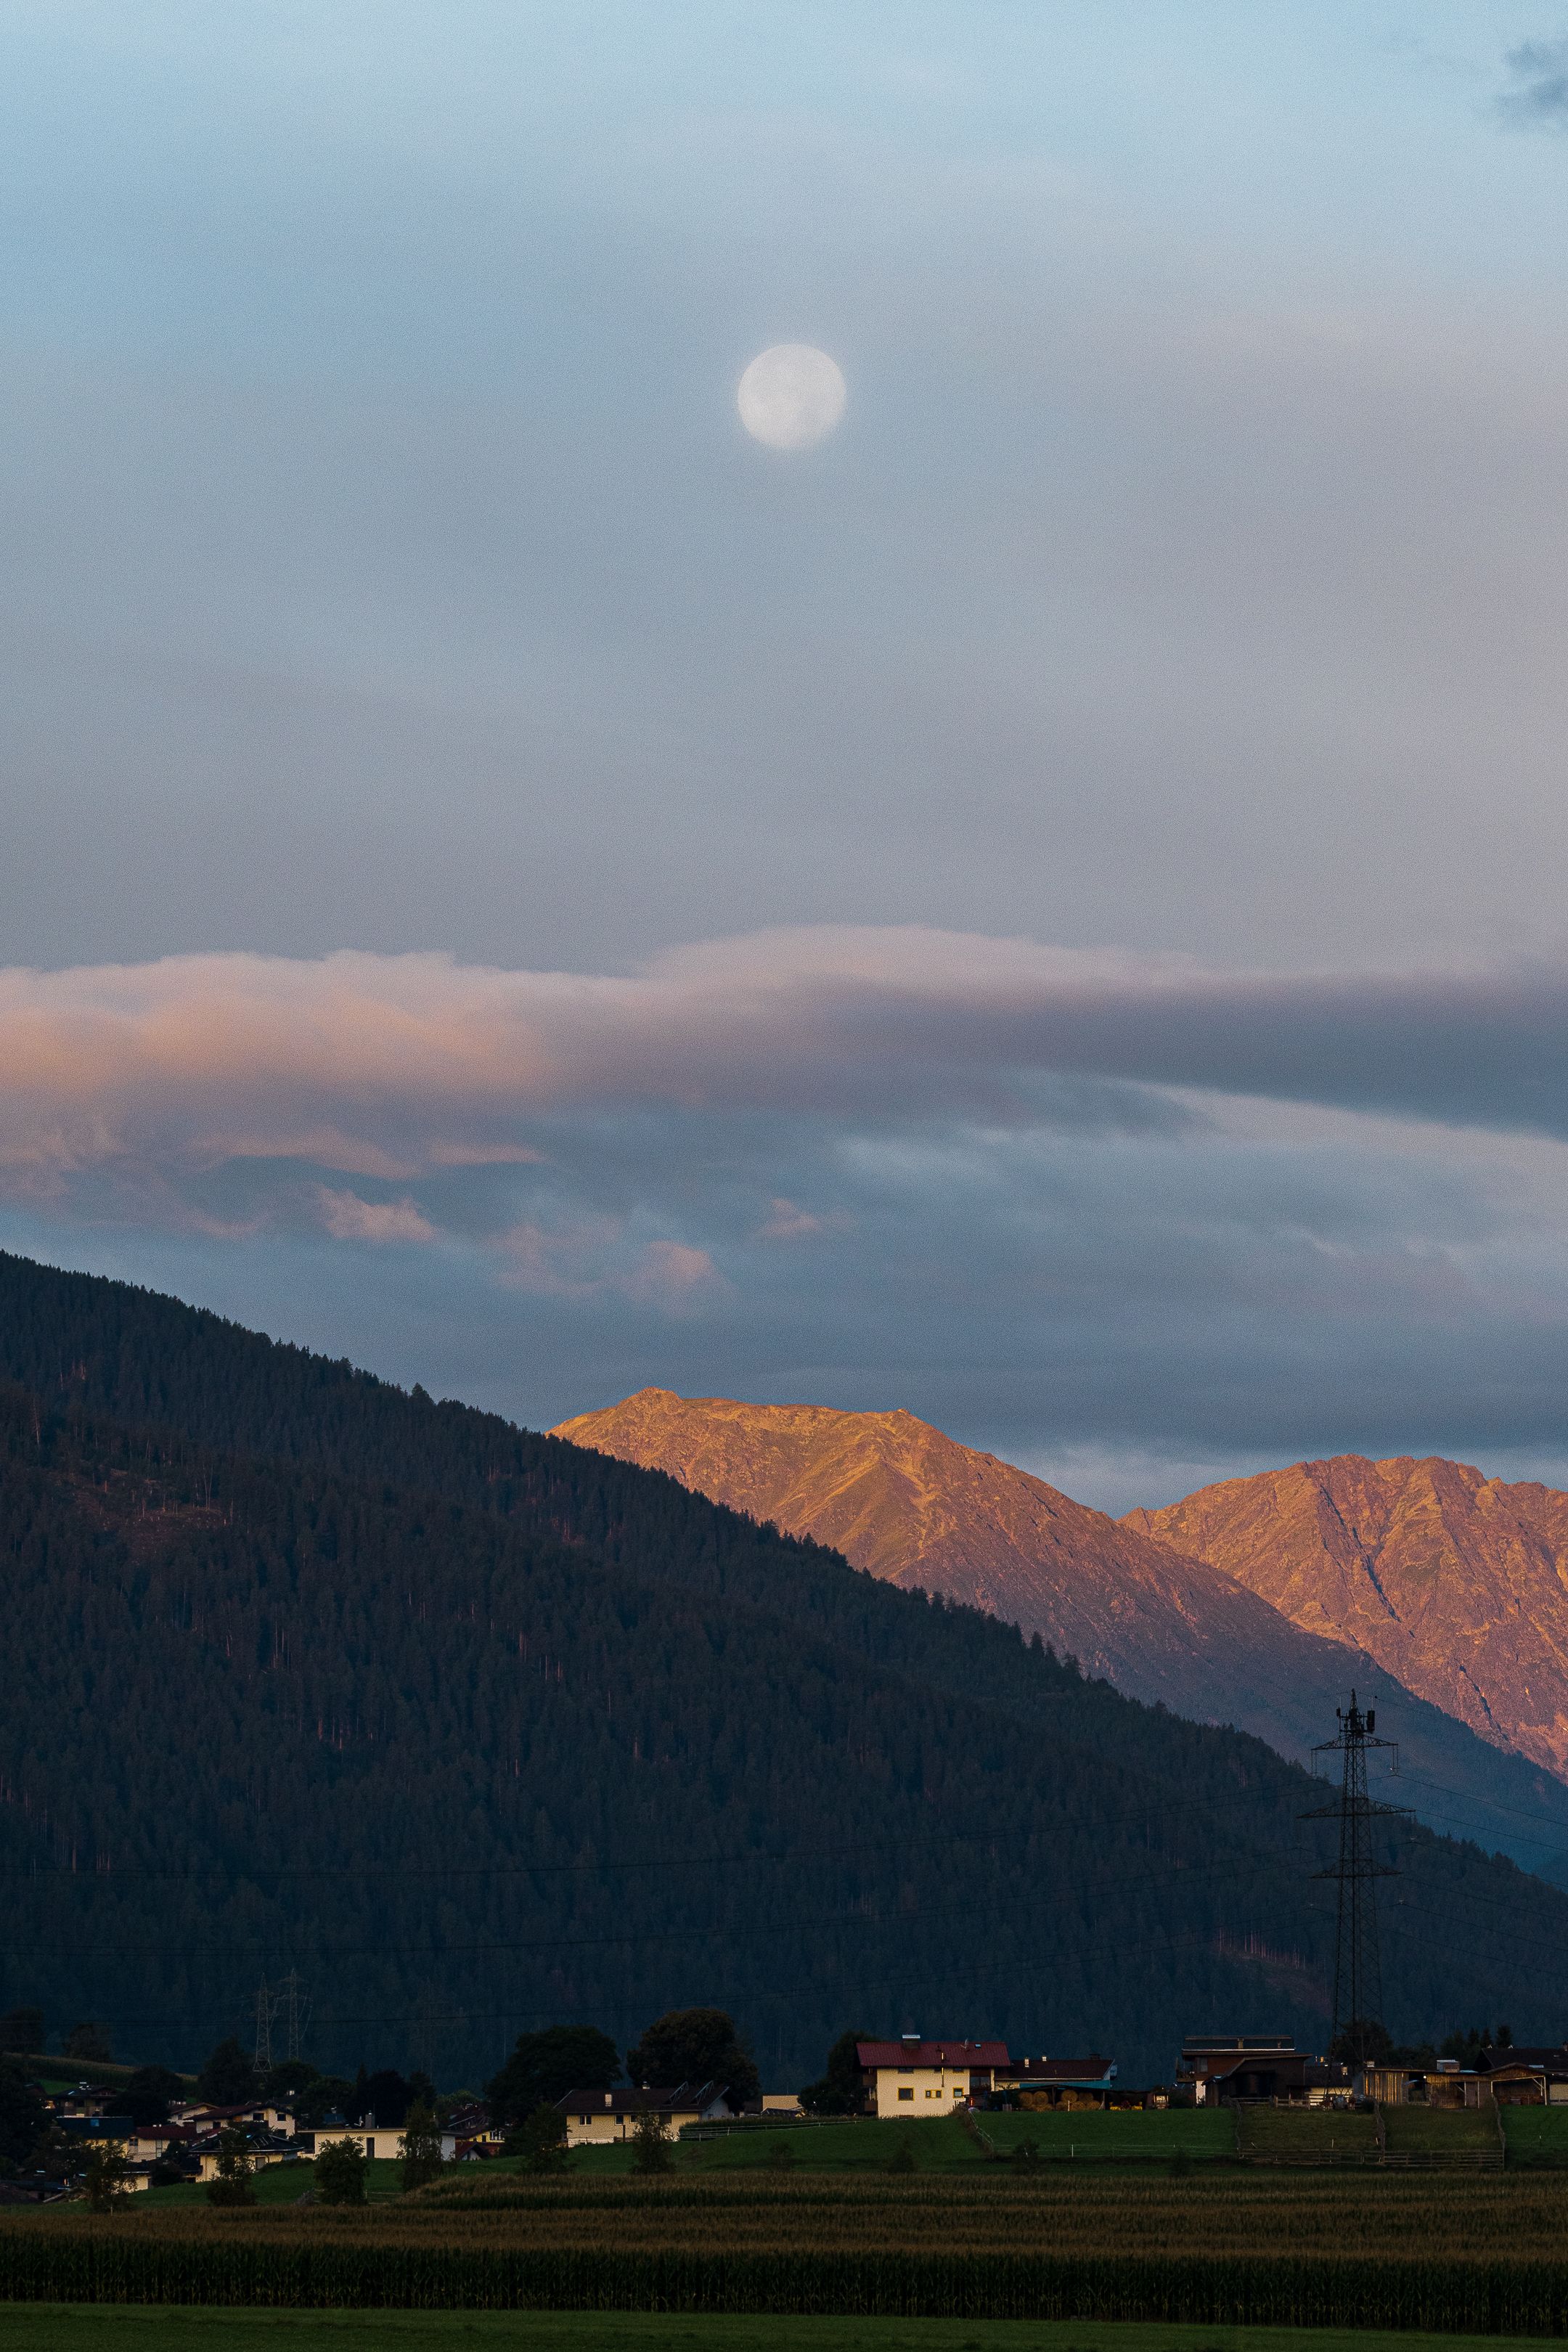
[1128,1456,1568,1783]
[6,1250,1568,2086]
[553,1389,1568,1866]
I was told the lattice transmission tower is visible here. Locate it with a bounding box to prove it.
[277,1969,310,2065]
[253,1977,278,2071]
[1302,1691,1410,2062]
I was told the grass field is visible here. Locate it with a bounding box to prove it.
[1499,2104,1568,2162]
[1379,2107,1500,2160]
[1236,2110,1378,2163]
[1,2312,1565,2352]
[978,2111,1235,2161]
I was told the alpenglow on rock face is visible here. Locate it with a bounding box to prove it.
[552,1390,1268,1689]
[547,1393,1568,1853]
[1126,1454,1568,1783]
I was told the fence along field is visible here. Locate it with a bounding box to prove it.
[10,2173,1568,2329]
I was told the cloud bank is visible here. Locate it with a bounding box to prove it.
[9,926,1568,1504]
[5,928,1568,1193]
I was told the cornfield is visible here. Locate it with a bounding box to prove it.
[7,2174,1568,2329]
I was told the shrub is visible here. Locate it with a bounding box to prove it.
[400,2102,446,2192]
[507,2103,570,2175]
[205,2126,258,2208]
[314,2136,368,2205]
[80,2141,132,2212]
[631,2107,674,2175]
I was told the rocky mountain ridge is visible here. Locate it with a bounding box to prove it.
[550,1389,1568,1861]
[1127,1453,1568,1782]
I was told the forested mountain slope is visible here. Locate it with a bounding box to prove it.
[2,1251,1568,2086]
[550,1388,1568,1861]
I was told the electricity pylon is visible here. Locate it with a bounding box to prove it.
[253,1978,277,2071]
[277,1969,309,2065]
[1302,1691,1411,2064]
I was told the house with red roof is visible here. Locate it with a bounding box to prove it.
[856,2035,1011,2116]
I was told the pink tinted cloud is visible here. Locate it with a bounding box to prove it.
[758,1196,854,1239]
[314,1188,438,1244]
[495,1220,722,1311]
[0,931,1564,1209]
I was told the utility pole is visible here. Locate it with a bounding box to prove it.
[1302,1692,1410,2064]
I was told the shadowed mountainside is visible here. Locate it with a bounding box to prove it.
[553,1389,1568,1861]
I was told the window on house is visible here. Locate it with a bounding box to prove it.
[897,2088,913,2102]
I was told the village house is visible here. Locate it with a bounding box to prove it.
[441,2100,505,2158]
[856,2037,1011,2116]
[192,2137,298,2184]
[554,2083,738,2147]
[287,2125,455,2164]
[170,2099,297,2138]
[1177,2035,1356,2105]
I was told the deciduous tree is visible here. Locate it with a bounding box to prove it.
[486,2026,618,2127]
[625,2009,758,2105]
[799,2029,870,2117]
[314,2136,367,2205]
[631,2104,674,2174]
[198,2038,258,2106]
[509,2101,571,2173]
[399,2101,446,2192]
[205,2125,258,2207]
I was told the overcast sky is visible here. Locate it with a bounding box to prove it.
[7,3,1568,1508]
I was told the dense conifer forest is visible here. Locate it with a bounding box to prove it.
[1,1250,1567,2088]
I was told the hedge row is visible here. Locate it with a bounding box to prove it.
[4,2236,1568,2331]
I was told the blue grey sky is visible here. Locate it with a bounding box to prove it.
[7,4,1568,1506]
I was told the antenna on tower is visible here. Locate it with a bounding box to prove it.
[1302,1691,1412,2065]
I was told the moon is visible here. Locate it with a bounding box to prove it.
[737,344,846,451]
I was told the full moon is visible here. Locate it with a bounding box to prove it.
[737,344,846,450]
